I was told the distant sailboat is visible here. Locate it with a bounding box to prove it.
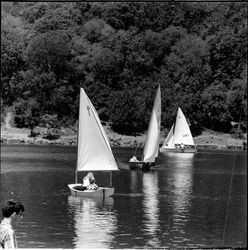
[68,88,119,197]
[129,84,161,171]
[160,107,196,153]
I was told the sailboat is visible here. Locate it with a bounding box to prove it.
[129,84,161,171]
[160,107,196,153]
[68,88,119,197]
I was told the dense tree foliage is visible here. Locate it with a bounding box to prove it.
[1,2,247,135]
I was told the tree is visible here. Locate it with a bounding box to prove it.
[108,89,146,134]
[13,97,40,130]
[226,68,247,129]
[108,81,160,134]
[19,2,49,24]
[201,84,232,132]
[83,18,115,43]
[1,12,26,104]
[208,27,247,87]
[26,31,71,75]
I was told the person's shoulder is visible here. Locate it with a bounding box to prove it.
[0,221,14,236]
[0,220,12,229]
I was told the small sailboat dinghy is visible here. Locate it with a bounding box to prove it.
[160,107,196,153]
[68,88,119,197]
[129,84,161,171]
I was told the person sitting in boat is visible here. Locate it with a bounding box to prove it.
[180,143,185,150]
[81,172,93,190]
[129,155,138,162]
[87,175,98,190]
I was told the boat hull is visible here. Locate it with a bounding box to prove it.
[129,161,156,171]
[129,161,143,170]
[160,148,196,153]
[68,184,115,197]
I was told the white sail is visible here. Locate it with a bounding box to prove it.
[77,88,118,171]
[142,85,161,163]
[172,107,194,146]
[161,124,174,149]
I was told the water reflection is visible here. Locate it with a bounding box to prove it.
[142,172,160,247]
[167,153,194,246]
[130,171,138,192]
[68,196,117,248]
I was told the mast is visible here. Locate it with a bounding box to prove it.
[109,171,112,187]
[75,170,78,184]
[75,87,81,184]
[171,111,177,148]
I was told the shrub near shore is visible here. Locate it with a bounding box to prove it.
[1,126,246,150]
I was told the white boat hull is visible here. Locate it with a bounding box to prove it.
[160,147,196,153]
[68,184,115,197]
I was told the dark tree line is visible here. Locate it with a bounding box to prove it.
[1,2,247,135]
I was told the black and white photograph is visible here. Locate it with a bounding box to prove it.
[1,1,247,249]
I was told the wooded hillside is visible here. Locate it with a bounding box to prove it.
[1,2,247,136]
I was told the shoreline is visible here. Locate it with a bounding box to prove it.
[1,126,247,150]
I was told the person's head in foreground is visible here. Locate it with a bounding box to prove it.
[1,199,25,248]
[1,199,24,227]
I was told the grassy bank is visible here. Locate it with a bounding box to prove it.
[1,125,247,150]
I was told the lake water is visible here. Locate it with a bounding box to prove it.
[0,145,246,248]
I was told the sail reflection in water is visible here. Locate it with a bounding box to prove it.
[167,153,194,246]
[142,172,160,248]
[67,196,117,248]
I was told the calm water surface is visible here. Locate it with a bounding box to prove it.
[0,145,247,248]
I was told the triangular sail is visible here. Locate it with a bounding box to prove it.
[161,124,174,149]
[77,88,118,171]
[172,107,194,146]
[142,85,161,163]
